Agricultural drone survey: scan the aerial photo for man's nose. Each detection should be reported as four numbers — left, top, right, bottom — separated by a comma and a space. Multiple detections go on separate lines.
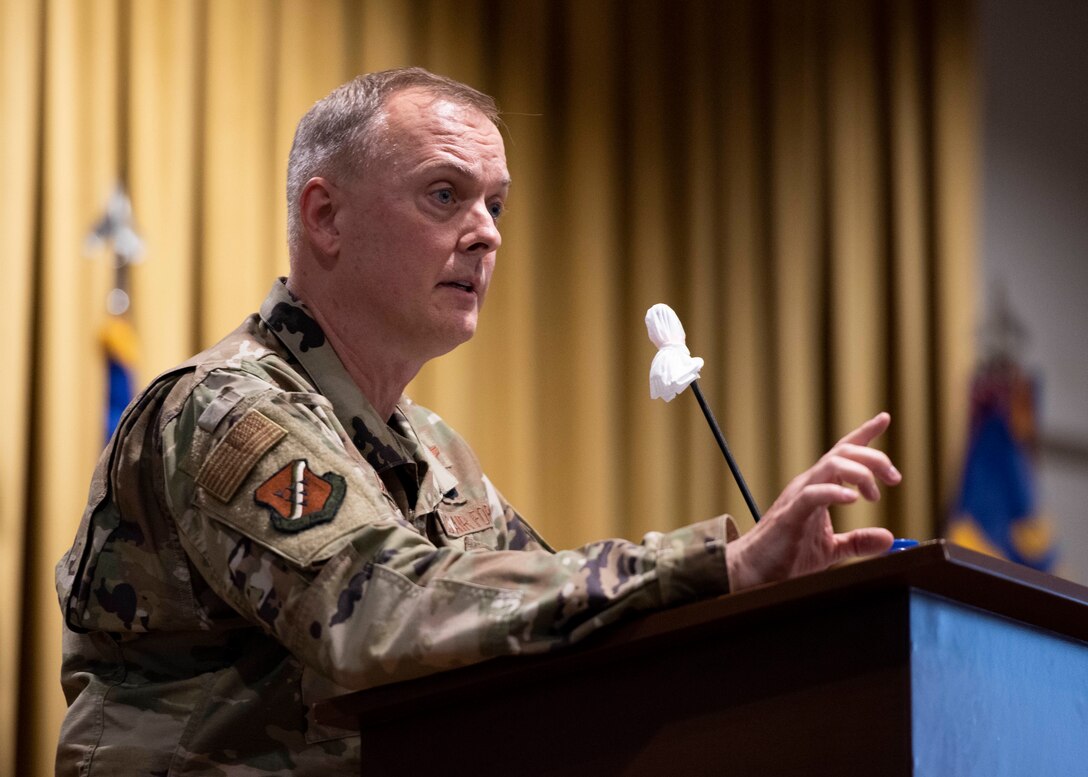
459, 201, 501, 255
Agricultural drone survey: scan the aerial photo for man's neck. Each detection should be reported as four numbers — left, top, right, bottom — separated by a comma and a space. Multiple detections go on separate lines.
321, 319, 420, 420
287, 279, 422, 420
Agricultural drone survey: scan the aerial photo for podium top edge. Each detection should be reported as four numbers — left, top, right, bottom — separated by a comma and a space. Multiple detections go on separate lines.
654, 539, 1088, 642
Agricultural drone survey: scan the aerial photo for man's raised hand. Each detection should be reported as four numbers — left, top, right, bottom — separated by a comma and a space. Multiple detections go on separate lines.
725, 412, 900, 592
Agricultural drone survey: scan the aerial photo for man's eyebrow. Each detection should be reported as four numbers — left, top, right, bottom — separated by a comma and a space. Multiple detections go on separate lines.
420, 161, 511, 188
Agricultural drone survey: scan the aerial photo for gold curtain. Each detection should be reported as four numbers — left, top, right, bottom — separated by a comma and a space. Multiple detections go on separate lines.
0, 0, 977, 773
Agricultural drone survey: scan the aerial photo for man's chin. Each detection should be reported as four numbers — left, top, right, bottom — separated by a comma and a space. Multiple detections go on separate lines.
427, 317, 478, 358
451, 319, 479, 347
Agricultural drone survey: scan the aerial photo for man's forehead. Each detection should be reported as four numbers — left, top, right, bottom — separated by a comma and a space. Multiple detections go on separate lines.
378, 88, 508, 177
382, 88, 497, 138
388, 87, 472, 118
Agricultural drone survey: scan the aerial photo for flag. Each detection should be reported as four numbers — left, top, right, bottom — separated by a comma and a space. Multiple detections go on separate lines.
101, 314, 138, 441
86, 183, 144, 443
947, 358, 1057, 571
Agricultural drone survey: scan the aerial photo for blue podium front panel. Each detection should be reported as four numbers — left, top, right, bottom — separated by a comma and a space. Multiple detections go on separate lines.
910, 590, 1088, 776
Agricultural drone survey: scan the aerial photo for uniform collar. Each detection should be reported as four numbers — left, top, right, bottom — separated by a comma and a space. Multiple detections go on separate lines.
258, 279, 456, 515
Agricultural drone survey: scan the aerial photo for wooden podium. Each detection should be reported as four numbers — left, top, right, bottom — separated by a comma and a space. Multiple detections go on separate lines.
315, 542, 1088, 776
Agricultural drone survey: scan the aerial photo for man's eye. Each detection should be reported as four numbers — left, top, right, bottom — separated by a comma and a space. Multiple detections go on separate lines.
432, 189, 454, 205
488, 202, 504, 220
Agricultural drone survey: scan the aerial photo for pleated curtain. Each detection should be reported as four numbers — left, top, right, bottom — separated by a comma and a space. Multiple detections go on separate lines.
0, 1, 976, 772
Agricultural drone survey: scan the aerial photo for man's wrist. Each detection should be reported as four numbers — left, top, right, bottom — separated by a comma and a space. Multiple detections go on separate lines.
725, 532, 757, 593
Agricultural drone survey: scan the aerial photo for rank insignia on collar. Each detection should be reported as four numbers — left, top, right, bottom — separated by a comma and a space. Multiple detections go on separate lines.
255, 459, 346, 532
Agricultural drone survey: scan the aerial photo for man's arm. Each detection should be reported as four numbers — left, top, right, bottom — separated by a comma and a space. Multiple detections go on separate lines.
161, 374, 734, 691
163, 370, 897, 690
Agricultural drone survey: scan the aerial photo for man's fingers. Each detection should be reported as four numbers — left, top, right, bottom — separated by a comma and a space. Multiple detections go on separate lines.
828, 445, 902, 486
825, 457, 882, 501
810, 456, 883, 500
832, 527, 895, 562
836, 411, 891, 448
793, 483, 860, 514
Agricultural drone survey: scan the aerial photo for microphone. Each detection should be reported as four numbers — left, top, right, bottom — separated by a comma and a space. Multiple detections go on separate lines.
646, 303, 762, 523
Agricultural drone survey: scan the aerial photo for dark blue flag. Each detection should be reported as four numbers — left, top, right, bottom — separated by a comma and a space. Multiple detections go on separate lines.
101, 315, 137, 442
947, 359, 1057, 571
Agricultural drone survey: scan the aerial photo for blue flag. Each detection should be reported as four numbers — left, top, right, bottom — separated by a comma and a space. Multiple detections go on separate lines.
947, 359, 1057, 571
101, 315, 137, 441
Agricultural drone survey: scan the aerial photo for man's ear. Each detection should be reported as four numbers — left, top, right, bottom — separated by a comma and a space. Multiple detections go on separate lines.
299, 177, 340, 256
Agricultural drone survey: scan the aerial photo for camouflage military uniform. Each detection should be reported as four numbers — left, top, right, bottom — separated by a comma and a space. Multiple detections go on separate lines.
56, 279, 736, 775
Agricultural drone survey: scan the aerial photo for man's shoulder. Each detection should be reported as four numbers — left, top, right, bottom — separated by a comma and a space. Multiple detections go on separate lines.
186, 315, 298, 383
141, 317, 321, 517
155, 315, 312, 420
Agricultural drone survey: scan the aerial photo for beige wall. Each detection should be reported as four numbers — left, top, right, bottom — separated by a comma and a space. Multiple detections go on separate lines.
980, 0, 1088, 583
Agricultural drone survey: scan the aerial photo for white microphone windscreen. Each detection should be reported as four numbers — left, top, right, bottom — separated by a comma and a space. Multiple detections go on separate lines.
645, 303, 703, 402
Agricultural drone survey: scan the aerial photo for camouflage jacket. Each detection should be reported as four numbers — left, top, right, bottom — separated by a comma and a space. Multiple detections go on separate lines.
56, 279, 735, 776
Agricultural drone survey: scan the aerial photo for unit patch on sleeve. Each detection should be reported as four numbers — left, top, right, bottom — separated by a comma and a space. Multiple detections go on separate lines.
255, 459, 346, 533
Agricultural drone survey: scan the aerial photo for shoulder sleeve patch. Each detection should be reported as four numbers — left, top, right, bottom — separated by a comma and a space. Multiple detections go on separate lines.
255, 459, 345, 533
197, 409, 287, 502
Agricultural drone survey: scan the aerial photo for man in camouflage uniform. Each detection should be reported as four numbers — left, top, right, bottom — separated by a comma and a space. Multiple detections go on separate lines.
57, 68, 901, 775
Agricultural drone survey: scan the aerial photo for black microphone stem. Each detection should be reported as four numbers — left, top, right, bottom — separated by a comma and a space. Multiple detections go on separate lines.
690, 380, 762, 523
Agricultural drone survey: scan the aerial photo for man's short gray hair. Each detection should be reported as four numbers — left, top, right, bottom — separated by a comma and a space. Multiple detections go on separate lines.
286, 67, 500, 257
